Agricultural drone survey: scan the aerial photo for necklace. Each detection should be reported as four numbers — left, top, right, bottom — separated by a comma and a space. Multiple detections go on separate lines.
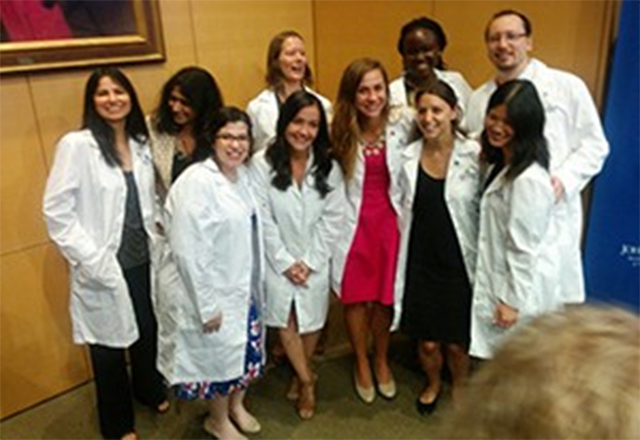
363, 135, 385, 157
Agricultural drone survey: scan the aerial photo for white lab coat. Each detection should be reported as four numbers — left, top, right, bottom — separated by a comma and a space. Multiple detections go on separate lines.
470, 163, 561, 359
465, 59, 609, 303
249, 150, 345, 333
393, 136, 481, 327
246, 87, 333, 152
43, 129, 157, 347
389, 69, 473, 114
331, 109, 413, 329
156, 159, 265, 384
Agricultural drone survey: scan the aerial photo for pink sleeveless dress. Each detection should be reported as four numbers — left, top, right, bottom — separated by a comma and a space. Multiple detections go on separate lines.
341, 139, 400, 306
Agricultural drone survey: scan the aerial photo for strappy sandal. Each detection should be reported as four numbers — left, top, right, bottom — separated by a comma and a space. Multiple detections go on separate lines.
297, 377, 316, 420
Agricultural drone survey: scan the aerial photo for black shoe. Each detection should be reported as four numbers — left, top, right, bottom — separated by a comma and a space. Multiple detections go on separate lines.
416, 392, 440, 415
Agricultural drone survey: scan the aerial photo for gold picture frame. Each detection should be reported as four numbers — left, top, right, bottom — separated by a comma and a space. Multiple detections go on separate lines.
0, 0, 165, 74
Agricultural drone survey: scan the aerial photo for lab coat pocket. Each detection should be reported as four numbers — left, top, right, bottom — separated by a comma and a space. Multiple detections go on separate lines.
77, 249, 121, 291
72, 265, 126, 317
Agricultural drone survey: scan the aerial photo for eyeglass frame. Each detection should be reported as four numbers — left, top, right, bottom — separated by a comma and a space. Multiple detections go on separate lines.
486, 32, 529, 45
215, 133, 251, 144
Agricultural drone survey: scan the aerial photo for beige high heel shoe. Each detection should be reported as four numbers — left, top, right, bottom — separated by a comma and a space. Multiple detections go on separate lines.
353, 370, 375, 404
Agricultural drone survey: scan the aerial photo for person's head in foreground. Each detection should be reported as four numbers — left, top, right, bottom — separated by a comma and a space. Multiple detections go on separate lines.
441, 305, 640, 439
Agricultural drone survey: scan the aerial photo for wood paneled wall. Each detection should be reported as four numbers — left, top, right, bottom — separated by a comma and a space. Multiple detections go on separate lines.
0, 0, 616, 419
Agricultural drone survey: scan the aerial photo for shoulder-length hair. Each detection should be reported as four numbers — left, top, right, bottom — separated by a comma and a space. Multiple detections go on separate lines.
414, 79, 461, 134
331, 58, 390, 181
266, 90, 333, 197
152, 66, 224, 137
265, 30, 313, 88
480, 79, 549, 181
195, 106, 254, 163
82, 66, 148, 167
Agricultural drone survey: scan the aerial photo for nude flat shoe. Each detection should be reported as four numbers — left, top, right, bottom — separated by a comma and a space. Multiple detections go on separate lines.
230, 412, 261, 434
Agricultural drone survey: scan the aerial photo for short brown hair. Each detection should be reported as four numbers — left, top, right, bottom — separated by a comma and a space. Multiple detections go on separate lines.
484, 9, 533, 41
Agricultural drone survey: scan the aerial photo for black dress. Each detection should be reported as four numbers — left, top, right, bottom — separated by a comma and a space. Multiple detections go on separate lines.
400, 166, 471, 345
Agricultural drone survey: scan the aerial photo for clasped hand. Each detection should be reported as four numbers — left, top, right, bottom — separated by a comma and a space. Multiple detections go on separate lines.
284, 261, 310, 287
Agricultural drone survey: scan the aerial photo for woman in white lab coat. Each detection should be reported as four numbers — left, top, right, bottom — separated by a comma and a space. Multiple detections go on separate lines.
331, 58, 412, 404
249, 91, 344, 419
396, 81, 480, 415
389, 17, 472, 114
247, 30, 332, 152
43, 67, 167, 440
471, 79, 561, 360
156, 107, 265, 440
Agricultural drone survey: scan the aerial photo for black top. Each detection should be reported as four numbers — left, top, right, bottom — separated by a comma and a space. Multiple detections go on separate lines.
171, 150, 193, 183
484, 161, 505, 192
117, 171, 149, 269
408, 167, 465, 272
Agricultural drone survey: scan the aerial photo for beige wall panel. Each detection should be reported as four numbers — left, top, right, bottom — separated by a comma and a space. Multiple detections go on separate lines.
434, 0, 612, 96
313, 0, 436, 102
28, 71, 88, 168
0, 244, 90, 419
191, 1, 315, 107
0, 78, 50, 255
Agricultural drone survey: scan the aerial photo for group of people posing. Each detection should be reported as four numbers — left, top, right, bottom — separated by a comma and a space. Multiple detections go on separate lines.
43, 9, 609, 440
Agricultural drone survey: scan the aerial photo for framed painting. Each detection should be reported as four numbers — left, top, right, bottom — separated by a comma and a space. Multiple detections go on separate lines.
0, 0, 165, 74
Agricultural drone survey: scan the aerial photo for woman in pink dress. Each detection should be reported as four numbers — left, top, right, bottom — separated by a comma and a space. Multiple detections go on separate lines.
331, 58, 411, 404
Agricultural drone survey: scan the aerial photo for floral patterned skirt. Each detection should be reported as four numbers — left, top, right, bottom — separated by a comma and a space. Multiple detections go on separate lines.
174, 300, 264, 400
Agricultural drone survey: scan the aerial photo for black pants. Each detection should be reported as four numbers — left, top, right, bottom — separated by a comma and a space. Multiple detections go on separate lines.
89, 263, 166, 439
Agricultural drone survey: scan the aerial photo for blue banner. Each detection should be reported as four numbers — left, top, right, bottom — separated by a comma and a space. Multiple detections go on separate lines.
584, 0, 640, 309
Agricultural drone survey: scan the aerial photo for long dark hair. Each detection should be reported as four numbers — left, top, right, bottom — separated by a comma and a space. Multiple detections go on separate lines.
195, 106, 254, 162
481, 79, 549, 180
82, 67, 148, 167
266, 90, 333, 197
152, 66, 224, 137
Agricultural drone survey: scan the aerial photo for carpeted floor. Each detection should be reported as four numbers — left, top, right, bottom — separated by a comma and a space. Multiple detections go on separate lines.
0, 334, 454, 439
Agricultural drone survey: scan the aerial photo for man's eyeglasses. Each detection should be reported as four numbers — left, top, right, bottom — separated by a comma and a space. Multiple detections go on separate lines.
487, 32, 528, 44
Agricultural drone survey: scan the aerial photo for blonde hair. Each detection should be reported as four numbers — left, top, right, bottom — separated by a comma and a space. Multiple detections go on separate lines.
441, 305, 640, 439
330, 58, 390, 180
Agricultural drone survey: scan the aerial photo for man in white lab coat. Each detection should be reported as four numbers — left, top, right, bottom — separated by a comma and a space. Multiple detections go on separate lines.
466, 10, 609, 305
